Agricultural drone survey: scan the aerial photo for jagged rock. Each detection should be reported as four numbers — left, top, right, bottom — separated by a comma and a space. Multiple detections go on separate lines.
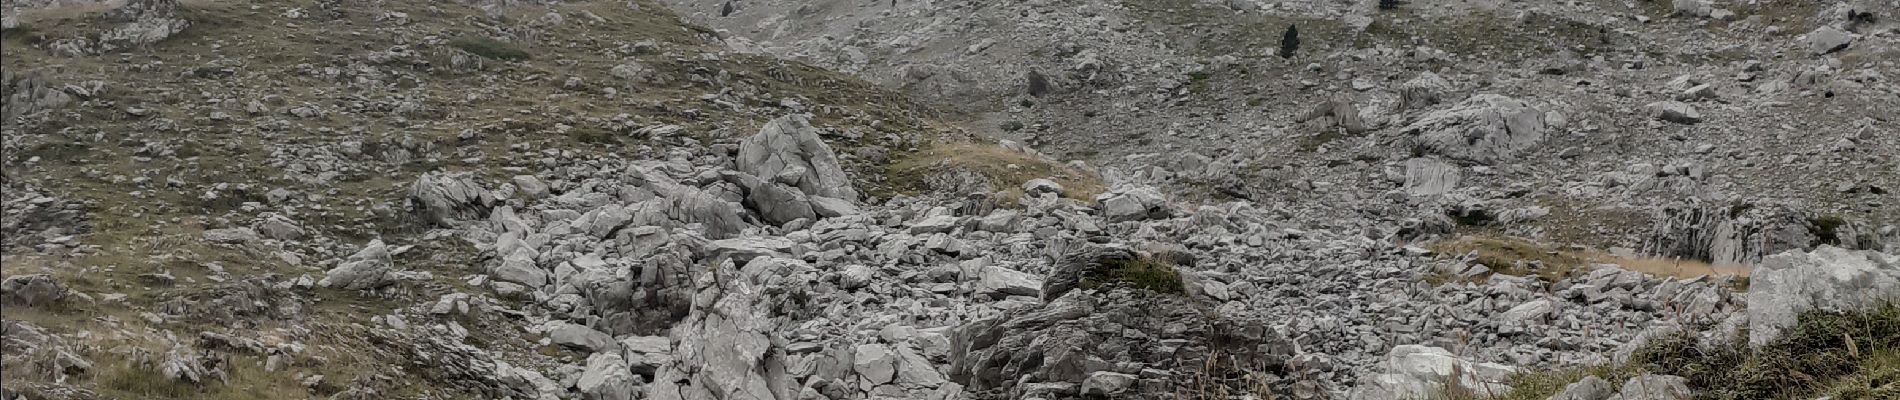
0, 274, 68, 308
1296, 94, 1369, 134
619, 336, 672, 377
550, 322, 618, 354
94, 0, 189, 53
1079, 371, 1137, 396
513, 175, 551, 199
975, 265, 1042, 298
1746, 246, 1899, 347
153, 345, 221, 384
707, 236, 795, 265
1610, 374, 1690, 400
1349, 345, 1516, 400
1398, 72, 1453, 111
494, 251, 550, 288
1500, 299, 1554, 323
1096, 186, 1171, 222
1644, 201, 1813, 266
1646, 101, 1701, 124
647, 257, 816, 400
838, 264, 875, 290
318, 240, 396, 290
736, 114, 859, 202
1022, 179, 1063, 196
1402, 158, 1461, 197
2, 70, 76, 120
1804, 26, 1852, 55
723, 171, 817, 225
412, 173, 496, 227
577, 352, 640, 400
809, 195, 860, 217
1550, 376, 1614, 400
853, 343, 898, 385
1405, 94, 1560, 164
252, 217, 304, 241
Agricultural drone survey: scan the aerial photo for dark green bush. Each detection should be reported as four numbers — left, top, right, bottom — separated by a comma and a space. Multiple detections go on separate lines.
1082, 257, 1184, 295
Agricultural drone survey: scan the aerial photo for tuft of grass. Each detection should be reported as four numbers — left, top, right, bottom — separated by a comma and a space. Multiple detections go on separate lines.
448, 36, 530, 61
1636, 301, 1900, 400
1082, 256, 1184, 294
566, 126, 617, 144
1484, 301, 1900, 400
99, 363, 204, 399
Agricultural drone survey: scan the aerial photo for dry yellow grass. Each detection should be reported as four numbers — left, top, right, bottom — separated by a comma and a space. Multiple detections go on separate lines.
1424, 236, 1748, 286
884, 142, 1105, 202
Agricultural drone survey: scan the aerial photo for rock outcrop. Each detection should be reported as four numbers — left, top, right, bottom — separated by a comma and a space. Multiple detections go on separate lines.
1405, 94, 1562, 165
1746, 246, 1899, 347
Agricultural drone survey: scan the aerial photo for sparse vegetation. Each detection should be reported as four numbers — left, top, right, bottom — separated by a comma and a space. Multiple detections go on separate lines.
448, 36, 531, 61
883, 142, 1105, 202
1809, 215, 1848, 246
1422, 236, 1744, 287
1477, 301, 1900, 400
1082, 256, 1185, 294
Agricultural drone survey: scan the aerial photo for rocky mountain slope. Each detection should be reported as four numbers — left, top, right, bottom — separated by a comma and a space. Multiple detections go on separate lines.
2, 0, 1898, 399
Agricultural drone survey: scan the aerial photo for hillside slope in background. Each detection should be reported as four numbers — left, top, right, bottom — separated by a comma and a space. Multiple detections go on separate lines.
3, 0, 1897, 399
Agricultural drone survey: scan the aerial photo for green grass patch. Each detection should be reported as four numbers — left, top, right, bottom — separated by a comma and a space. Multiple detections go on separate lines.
448, 36, 530, 61
1081, 256, 1184, 295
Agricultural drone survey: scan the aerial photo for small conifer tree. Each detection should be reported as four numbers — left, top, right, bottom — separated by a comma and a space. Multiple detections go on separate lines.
1278, 25, 1300, 58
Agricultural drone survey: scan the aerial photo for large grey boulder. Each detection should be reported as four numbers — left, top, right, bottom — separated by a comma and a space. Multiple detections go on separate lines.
1080, 371, 1137, 396
619, 336, 673, 377
0, 274, 68, 308
721, 172, 817, 225
1746, 246, 1899, 347
1500, 299, 1555, 323
735, 114, 859, 202
318, 240, 396, 290
1295, 94, 1369, 134
647, 257, 817, 400
1549, 376, 1614, 400
493, 249, 550, 288
1805, 26, 1852, 55
1644, 201, 1815, 267
1096, 186, 1171, 222
1646, 101, 1702, 124
550, 322, 618, 354
1348, 345, 1516, 400
975, 265, 1042, 298
1402, 158, 1461, 197
576, 352, 640, 400
411, 173, 497, 227
1609, 374, 1690, 400
1405, 94, 1561, 164
1398, 72, 1453, 111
